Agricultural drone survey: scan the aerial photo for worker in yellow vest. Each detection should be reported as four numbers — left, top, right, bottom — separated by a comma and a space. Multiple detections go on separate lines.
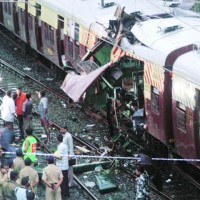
22, 128, 37, 165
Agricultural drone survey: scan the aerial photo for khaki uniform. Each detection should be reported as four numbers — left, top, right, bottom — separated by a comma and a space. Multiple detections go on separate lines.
42, 164, 63, 200
0, 172, 7, 200
2, 180, 19, 200
19, 166, 39, 193
7, 168, 13, 180
13, 157, 25, 172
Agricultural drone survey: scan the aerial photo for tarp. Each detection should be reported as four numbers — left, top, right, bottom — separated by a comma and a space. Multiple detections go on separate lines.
61, 62, 111, 102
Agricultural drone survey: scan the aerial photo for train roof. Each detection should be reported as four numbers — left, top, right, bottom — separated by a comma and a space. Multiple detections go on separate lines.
173, 50, 200, 86
131, 16, 200, 54
37, 0, 174, 28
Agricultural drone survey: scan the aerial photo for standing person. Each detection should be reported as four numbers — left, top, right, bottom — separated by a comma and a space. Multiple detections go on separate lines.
19, 158, 39, 194
42, 156, 63, 200
16, 87, 26, 140
38, 90, 50, 143
0, 166, 9, 200
0, 122, 16, 160
0, 90, 16, 128
2, 170, 19, 200
54, 134, 70, 199
5, 158, 14, 181
15, 176, 32, 200
22, 128, 37, 165
135, 165, 150, 200
13, 148, 25, 173
22, 93, 33, 131
60, 125, 75, 187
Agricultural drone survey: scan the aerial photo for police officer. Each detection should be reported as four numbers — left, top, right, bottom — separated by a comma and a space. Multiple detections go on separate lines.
42, 156, 63, 200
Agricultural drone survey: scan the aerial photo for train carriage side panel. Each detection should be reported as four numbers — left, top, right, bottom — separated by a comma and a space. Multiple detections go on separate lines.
2, 2, 18, 34
18, 2, 29, 44
0, 2, 3, 24
27, 2, 38, 51
172, 75, 197, 159
27, 1, 42, 52
144, 61, 171, 143
63, 17, 97, 68
172, 50, 200, 162
40, 5, 60, 66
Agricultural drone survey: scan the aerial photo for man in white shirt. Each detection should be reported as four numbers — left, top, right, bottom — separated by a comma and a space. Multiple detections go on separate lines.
0, 90, 16, 128
54, 134, 70, 198
60, 125, 74, 187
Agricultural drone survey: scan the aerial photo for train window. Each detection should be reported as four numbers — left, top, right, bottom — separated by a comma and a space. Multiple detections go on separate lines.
44, 23, 48, 40
28, 14, 33, 30
4, 2, 11, 15
75, 43, 79, 59
176, 102, 186, 132
36, 4, 41, 16
75, 23, 79, 43
44, 23, 54, 45
3, 2, 8, 13
4, 3, 8, 13
20, 8, 25, 25
58, 15, 64, 29
68, 37, 73, 58
49, 26, 54, 45
151, 87, 159, 113
8, 2, 11, 15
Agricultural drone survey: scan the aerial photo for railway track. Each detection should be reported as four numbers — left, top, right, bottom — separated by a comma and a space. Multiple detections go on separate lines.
1, 27, 200, 199
0, 59, 159, 200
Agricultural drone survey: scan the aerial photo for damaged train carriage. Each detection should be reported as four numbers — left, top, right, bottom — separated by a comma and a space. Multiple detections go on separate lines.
61, 42, 145, 131
60, 1, 172, 131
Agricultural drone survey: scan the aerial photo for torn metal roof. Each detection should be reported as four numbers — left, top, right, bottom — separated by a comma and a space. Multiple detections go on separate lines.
61, 62, 111, 102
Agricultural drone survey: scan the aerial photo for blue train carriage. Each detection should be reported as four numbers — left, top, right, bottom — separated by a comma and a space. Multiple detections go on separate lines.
172, 47, 200, 165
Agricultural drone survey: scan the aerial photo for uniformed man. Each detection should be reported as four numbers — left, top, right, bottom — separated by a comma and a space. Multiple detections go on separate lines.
0, 167, 8, 200
13, 148, 25, 172
42, 155, 63, 200
18, 158, 39, 194
5, 158, 14, 180
2, 170, 19, 200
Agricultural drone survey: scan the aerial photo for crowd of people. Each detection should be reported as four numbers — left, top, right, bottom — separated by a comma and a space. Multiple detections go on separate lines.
0, 88, 75, 200
0, 87, 152, 200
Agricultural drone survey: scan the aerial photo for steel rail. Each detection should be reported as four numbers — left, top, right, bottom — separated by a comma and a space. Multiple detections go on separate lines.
0, 59, 104, 200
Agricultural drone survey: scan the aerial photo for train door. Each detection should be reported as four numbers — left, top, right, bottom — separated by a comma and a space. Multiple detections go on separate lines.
196, 89, 200, 158
13, 1, 19, 35
74, 22, 81, 66
18, 3, 29, 44
57, 15, 64, 66
35, 4, 43, 52
3, 2, 16, 33
0, 2, 3, 24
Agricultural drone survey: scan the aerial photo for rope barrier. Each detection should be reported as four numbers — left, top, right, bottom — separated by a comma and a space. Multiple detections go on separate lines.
2, 151, 200, 162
